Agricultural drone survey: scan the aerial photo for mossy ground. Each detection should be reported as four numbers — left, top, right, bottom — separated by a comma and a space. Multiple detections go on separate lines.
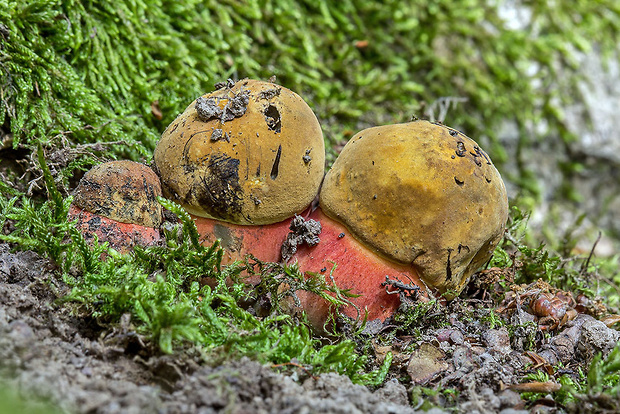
2, 1, 620, 412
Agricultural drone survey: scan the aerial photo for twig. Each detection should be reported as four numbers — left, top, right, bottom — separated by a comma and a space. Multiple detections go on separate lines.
424, 96, 468, 123
580, 231, 601, 276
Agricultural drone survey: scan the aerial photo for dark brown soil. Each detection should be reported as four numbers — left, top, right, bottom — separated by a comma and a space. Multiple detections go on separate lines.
2, 243, 619, 413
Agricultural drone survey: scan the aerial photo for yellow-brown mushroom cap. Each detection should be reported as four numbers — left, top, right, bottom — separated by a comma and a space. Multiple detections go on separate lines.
319, 120, 509, 298
153, 79, 325, 225
72, 160, 163, 228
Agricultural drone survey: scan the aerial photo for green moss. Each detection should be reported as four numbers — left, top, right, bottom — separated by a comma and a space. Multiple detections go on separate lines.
0, 386, 63, 414
2, 0, 619, 194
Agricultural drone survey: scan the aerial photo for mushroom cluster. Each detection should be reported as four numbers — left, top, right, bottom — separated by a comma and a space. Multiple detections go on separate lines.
70, 79, 509, 330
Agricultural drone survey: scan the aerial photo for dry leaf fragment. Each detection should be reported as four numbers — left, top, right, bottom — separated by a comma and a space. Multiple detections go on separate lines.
509, 381, 561, 393
601, 314, 620, 328
407, 343, 450, 385
151, 100, 163, 120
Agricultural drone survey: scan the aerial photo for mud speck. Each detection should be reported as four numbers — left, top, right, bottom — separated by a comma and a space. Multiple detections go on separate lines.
280, 215, 322, 262
259, 87, 281, 100
210, 128, 230, 142
191, 154, 243, 221
303, 149, 312, 164
221, 90, 250, 123
195, 97, 222, 122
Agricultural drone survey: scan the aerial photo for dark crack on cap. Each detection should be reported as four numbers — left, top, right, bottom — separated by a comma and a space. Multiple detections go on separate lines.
270, 145, 282, 180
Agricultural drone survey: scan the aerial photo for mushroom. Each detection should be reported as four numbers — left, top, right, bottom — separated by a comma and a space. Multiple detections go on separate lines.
68, 160, 163, 253
290, 120, 509, 328
153, 78, 325, 275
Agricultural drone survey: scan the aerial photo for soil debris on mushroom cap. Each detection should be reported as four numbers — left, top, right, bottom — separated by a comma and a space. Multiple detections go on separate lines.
220, 89, 250, 122
195, 97, 222, 122
210, 129, 230, 142
195, 88, 250, 124
258, 87, 281, 100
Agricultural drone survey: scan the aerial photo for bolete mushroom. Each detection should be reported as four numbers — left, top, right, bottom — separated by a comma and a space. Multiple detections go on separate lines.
68, 160, 163, 253
291, 120, 509, 328
153, 78, 325, 273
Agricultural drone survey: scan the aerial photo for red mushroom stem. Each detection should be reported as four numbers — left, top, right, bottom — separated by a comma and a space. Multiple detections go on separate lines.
193, 208, 313, 284
68, 205, 162, 253
290, 208, 427, 329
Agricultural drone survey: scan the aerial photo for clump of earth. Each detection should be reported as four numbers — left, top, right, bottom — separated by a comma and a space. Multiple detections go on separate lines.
1, 242, 619, 414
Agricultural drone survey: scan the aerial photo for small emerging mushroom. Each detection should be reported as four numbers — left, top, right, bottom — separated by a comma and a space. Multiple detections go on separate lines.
68, 160, 163, 253
153, 78, 325, 276
290, 120, 509, 329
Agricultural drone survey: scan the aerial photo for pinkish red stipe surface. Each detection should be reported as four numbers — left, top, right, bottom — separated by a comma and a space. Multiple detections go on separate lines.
192, 213, 298, 285
68, 205, 161, 254
291, 209, 426, 330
